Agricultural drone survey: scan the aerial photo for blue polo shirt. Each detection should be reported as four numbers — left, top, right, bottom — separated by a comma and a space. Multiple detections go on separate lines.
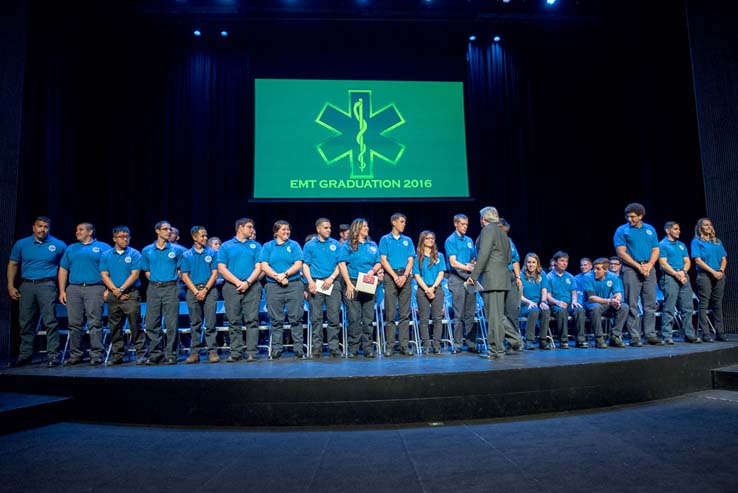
303, 236, 341, 279
218, 237, 262, 280
141, 241, 186, 282
339, 241, 380, 278
659, 238, 689, 271
60, 240, 111, 285
412, 253, 446, 286
507, 238, 520, 271
521, 272, 550, 304
100, 247, 142, 289
584, 271, 624, 301
691, 238, 728, 271
546, 270, 577, 304
444, 232, 476, 269
259, 239, 303, 282
379, 233, 415, 270
180, 246, 218, 285
10, 235, 67, 281
613, 222, 659, 262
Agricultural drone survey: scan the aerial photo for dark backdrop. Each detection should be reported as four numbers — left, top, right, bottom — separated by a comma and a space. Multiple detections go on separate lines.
6, 2, 712, 354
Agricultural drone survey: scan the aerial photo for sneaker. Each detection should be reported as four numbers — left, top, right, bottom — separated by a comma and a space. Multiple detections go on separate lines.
716, 334, 729, 342
595, 338, 608, 349
685, 336, 702, 344
630, 339, 643, 347
647, 337, 660, 345
609, 336, 626, 348
665, 338, 675, 345
164, 357, 177, 365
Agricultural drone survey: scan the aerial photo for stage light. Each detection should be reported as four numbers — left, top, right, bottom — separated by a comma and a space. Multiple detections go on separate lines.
468, 35, 477, 41
546, 0, 557, 5
193, 30, 201, 37
220, 30, 229, 37
493, 35, 501, 42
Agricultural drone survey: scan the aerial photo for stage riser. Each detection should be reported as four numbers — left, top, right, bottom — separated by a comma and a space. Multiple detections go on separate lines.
2, 347, 737, 426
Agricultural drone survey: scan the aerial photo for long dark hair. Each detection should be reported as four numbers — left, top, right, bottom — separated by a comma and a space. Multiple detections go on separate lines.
416, 230, 438, 269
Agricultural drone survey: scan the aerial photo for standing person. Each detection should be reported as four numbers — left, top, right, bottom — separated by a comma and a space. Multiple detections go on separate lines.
467, 206, 522, 359
379, 213, 415, 356
658, 222, 698, 344
6, 216, 66, 368
614, 203, 660, 346
100, 226, 145, 365
499, 219, 524, 349
180, 226, 219, 364
259, 220, 305, 359
207, 236, 225, 299
217, 218, 262, 362
546, 251, 587, 348
412, 231, 446, 354
519, 253, 552, 350
584, 258, 628, 348
141, 221, 186, 365
58, 223, 111, 365
338, 218, 382, 358
303, 218, 343, 358
691, 218, 729, 342
445, 214, 478, 353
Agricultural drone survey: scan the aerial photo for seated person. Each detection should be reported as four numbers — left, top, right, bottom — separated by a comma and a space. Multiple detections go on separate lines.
519, 253, 552, 350
546, 251, 587, 348
584, 258, 629, 348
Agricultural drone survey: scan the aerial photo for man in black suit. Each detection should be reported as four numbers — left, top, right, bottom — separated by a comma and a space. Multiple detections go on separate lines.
468, 206, 523, 358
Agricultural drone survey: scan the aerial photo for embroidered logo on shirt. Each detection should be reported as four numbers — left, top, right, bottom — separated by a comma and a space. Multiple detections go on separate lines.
250, 244, 256, 249
369, 246, 377, 253
125, 256, 132, 263
606, 280, 613, 287
565, 278, 571, 284
92, 247, 101, 253
403, 240, 409, 247
679, 245, 685, 250
330, 244, 337, 251
168, 252, 176, 259
205, 255, 213, 263
287, 246, 292, 253
49, 245, 57, 252
467, 241, 472, 249
646, 230, 653, 235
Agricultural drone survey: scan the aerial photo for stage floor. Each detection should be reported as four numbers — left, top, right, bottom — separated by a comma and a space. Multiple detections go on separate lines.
2, 342, 738, 427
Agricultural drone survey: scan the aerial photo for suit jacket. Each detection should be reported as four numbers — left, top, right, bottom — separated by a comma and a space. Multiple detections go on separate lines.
470, 223, 512, 291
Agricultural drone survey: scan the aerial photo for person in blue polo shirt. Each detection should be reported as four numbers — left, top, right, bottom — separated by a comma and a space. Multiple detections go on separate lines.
445, 214, 478, 353
379, 213, 416, 356
260, 220, 305, 359
217, 218, 262, 363
519, 253, 552, 350
584, 258, 629, 348
339, 218, 382, 358
546, 251, 587, 348
691, 218, 729, 342
413, 231, 447, 354
100, 225, 144, 365
6, 216, 66, 368
614, 202, 660, 346
141, 220, 186, 365
658, 221, 698, 344
181, 226, 219, 364
303, 218, 343, 358
58, 223, 111, 365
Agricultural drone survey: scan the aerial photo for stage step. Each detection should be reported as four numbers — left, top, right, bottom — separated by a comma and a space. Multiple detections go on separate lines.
712, 365, 738, 391
0, 392, 73, 434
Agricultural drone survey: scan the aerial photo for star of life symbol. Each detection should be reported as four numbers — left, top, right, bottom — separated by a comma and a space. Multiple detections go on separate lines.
315, 90, 406, 179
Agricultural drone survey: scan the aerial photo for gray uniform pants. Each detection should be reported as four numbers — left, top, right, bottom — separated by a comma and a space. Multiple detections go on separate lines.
66, 284, 106, 360
308, 279, 342, 353
695, 271, 725, 338
345, 283, 376, 354
621, 264, 658, 341
586, 302, 628, 338
660, 275, 696, 339
416, 288, 444, 350
448, 275, 477, 349
222, 282, 260, 358
384, 274, 412, 351
266, 280, 305, 354
106, 290, 144, 358
17, 279, 60, 361
185, 288, 218, 353
145, 283, 180, 361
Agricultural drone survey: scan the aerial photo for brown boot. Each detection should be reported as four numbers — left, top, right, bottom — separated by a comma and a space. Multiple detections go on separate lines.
185, 353, 200, 364
207, 352, 220, 363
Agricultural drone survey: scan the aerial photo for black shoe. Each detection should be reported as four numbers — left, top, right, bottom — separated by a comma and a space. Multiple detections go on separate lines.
47, 358, 61, 368
270, 351, 282, 359
347, 352, 357, 359
164, 357, 177, 365
294, 352, 305, 359
90, 359, 104, 366
400, 348, 414, 357
465, 345, 478, 353
246, 355, 257, 363
647, 337, 660, 345
383, 350, 393, 357
576, 341, 589, 349
145, 357, 163, 366
225, 355, 241, 363
525, 340, 537, 350
7, 357, 32, 368
106, 357, 124, 366
432, 347, 442, 355
330, 350, 342, 358
560, 342, 570, 349
365, 351, 376, 358
716, 334, 729, 342
665, 338, 675, 345
311, 351, 322, 359
609, 336, 626, 348
451, 346, 462, 354
64, 357, 83, 366
540, 341, 551, 350
136, 356, 148, 365
684, 336, 701, 344
630, 340, 643, 347
703, 338, 715, 343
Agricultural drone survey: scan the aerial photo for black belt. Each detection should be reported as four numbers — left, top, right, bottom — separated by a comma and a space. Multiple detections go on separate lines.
70, 282, 102, 287
150, 281, 177, 287
195, 284, 208, 290
23, 277, 55, 284
394, 268, 406, 275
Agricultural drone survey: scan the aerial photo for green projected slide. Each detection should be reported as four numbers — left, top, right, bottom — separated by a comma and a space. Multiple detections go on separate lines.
253, 79, 470, 199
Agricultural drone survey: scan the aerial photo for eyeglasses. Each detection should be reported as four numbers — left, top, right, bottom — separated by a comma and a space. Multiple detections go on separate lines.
114, 235, 130, 239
